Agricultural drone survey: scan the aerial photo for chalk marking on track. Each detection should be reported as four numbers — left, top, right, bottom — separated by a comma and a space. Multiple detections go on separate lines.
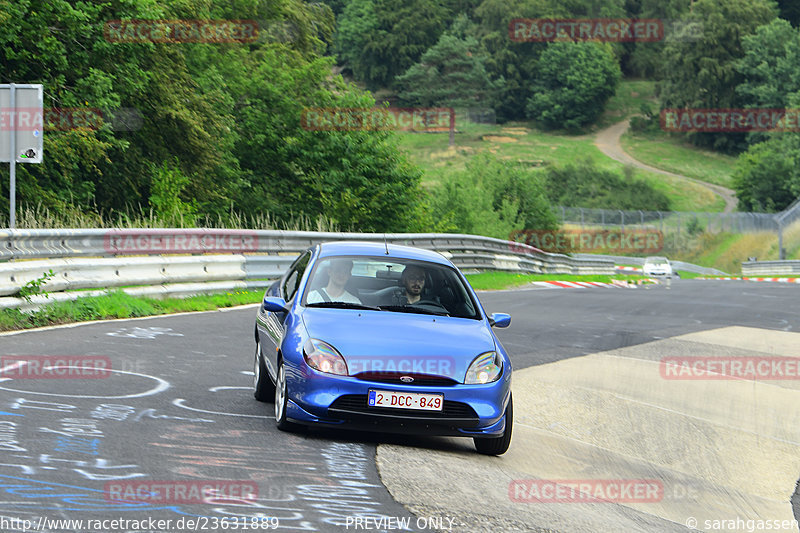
0, 368, 170, 399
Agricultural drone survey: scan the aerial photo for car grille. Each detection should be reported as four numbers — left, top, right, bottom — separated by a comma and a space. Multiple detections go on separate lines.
329, 394, 477, 419
352, 372, 459, 387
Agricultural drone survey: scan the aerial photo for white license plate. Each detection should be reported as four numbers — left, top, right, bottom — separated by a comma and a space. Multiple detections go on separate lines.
368, 390, 443, 411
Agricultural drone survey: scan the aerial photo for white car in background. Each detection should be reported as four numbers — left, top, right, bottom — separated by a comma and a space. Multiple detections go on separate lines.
643, 256, 673, 277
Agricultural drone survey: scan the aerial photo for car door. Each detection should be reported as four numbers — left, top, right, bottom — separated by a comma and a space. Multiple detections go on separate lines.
258, 249, 312, 378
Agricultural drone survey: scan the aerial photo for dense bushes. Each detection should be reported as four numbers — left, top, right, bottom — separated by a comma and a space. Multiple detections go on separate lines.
429, 154, 559, 239
543, 159, 671, 211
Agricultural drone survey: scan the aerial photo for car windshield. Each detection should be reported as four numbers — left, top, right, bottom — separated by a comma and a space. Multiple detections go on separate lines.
645, 257, 669, 265
301, 255, 481, 320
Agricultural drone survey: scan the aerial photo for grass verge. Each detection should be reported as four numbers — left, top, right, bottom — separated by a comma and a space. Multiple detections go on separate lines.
396, 118, 724, 212
596, 79, 658, 128
0, 289, 264, 332
675, 271, 711, 279
1, 275, 644, 331
466, 271, 646, 290
620, 131, 737, 189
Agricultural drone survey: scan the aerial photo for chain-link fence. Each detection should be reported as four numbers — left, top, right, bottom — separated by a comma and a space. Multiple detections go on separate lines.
775, 197, 800, 259
557, 206, 780, 234
558, 200, 800, 259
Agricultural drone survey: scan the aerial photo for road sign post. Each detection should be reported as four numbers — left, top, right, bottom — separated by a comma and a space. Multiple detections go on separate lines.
1, 84, 44, 228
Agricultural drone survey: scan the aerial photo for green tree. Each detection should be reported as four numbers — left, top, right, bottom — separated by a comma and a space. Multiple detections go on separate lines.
736, 18, 800, 108
777, 0, 800, 26
732, 138, 799, 212
319, 0, 348, 16
627, 0, 694, 77
337, 0, 452, 88
735, 18, 800, 146
730, 21, 800, 212
658, 0, 778, 152
0, 0, 161, 216
334, 0, 380, 81
473, 0, 627, 122
526, 41, 621, 131
230, 46, 424, 232
395, 16, 504, 109
473, 0, 552, 121
0, 0, 428, 232
148, 160, 197, 227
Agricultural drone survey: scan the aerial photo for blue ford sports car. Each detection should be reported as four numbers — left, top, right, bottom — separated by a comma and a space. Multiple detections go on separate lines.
253, 241, 513, 455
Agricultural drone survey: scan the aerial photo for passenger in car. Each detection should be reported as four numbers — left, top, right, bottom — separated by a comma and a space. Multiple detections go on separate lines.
307, 259, 361, 303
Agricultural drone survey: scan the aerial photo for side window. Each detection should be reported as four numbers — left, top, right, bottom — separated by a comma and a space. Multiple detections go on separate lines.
282, 251, 311, 301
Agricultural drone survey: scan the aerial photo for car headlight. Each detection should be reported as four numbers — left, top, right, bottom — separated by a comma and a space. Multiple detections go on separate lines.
303, 339, 348, 375
464, 351, 502, 384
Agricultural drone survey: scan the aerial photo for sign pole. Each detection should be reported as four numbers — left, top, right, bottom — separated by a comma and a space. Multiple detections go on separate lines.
1, 83, 42, 229
9, 83, 15, 229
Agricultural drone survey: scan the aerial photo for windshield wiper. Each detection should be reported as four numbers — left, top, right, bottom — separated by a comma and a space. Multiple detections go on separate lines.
306, 302, 382, 311
378, 305, 448, 317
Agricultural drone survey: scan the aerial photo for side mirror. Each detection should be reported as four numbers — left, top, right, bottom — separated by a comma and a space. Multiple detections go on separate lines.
263, 296, 289, 313
488, 313, 511, 328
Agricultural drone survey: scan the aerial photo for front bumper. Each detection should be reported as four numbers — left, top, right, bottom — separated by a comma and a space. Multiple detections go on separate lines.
284, 368, 511, 437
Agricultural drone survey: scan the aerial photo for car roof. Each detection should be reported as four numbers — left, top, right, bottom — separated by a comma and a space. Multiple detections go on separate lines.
316, 241, 451, 266
645, 256, 668, 261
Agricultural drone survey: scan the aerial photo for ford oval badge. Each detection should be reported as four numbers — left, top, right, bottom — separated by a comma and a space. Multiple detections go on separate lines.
400, 375, 414, 383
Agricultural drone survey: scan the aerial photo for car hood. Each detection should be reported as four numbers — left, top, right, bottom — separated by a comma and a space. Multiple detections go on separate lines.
301, 308, 496, 380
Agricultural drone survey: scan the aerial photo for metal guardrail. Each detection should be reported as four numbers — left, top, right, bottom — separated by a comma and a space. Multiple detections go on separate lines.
741, 260, 800, 276
0, 229, 615, 309
0, 228, 639, 269
0, 255, 301, 296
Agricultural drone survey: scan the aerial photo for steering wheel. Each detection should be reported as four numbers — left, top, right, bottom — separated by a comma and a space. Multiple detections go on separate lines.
412, 299, 449, 312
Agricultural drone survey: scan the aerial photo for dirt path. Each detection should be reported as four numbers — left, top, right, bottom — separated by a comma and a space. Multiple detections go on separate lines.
594, 119, 738, 213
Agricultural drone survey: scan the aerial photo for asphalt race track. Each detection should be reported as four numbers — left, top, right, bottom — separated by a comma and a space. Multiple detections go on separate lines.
0, 279, 799, 533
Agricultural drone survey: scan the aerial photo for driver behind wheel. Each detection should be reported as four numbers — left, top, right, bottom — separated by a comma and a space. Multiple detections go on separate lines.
394, 264, 435, 305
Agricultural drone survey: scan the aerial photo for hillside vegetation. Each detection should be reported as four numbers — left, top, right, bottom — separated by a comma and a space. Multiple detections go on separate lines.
1, 0, 799, 276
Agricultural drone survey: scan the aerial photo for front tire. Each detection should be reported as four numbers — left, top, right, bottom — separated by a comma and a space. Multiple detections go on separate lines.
253, 339, 275, 402
274, 360, 300, 431
474, 395, 513, 455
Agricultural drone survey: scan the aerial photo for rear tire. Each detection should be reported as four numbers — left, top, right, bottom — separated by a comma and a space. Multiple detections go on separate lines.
275, 360, 300, 431
253, 339, 275, 402
474, 395, 513, 455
